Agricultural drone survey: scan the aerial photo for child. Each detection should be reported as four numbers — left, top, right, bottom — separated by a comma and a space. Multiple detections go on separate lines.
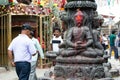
50, 27, 63, 52
49, 27, 63, 66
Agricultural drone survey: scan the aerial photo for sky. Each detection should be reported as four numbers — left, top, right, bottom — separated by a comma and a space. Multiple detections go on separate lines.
96, 0, 120, 16
95, 0, 120, 23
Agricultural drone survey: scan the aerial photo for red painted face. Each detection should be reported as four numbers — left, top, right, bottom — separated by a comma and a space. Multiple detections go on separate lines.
75, 15, 83, 23
74, 11, 83, 27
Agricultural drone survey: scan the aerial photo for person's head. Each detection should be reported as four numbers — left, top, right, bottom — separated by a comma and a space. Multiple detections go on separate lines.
74, 10, 84, 27
53, 27, 61, 37
21, 23, 32, 36
111, 30, 116, 34
103, 34, 106, 36
29, 31, 34, 39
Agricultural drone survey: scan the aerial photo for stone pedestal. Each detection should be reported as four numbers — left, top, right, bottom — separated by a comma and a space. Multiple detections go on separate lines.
54, 56, 111, 80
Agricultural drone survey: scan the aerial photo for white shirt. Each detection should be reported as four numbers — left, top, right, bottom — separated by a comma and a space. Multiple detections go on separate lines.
8, 34, 36, 62
50, 36, 63, 52
102, 36, 108, 45
31, 37, 44, 61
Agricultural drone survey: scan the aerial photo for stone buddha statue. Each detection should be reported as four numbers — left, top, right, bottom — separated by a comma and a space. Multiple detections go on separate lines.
54, 10, 110, 80
59, 10, 103, 58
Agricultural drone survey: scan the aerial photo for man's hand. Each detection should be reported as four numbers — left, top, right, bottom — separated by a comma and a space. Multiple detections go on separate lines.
32, 51, 37, 56
11, 61, 15, 67
32, 53, 37, 56
8, 50, 15, 67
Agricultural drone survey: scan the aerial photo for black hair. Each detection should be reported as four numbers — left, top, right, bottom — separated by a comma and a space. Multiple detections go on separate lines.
103, 34, 106, 36
53, 27, 61, 33
30, 31, 34, 37
21, 23, 32, 31
111, 30, 116, 34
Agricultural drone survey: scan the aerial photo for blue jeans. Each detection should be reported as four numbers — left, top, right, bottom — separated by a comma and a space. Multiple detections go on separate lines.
109, 46, 118, 59
15, 61, 31, 80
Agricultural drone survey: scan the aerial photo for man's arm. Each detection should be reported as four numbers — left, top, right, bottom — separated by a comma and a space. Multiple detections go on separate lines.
36, 39, 44, 59
8, 50, 15, 67
28, 40, 37, 56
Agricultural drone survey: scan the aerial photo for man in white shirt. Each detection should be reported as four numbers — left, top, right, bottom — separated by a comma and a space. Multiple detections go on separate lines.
102, 34, 108, 50
8, 24, 36, 80
28, 31, 44, 80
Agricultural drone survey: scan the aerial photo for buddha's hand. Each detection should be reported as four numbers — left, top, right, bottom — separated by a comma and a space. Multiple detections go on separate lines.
75, 41, 83, 48
80, 43, 86, 48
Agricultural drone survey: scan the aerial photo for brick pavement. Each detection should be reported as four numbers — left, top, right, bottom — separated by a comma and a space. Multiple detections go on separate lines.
0, 57, 120, 80
0, 67, 51, 80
